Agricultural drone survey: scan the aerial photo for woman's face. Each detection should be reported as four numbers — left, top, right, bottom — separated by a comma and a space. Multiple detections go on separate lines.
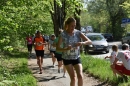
51, 36, 55, 40
67, 21, 76, 33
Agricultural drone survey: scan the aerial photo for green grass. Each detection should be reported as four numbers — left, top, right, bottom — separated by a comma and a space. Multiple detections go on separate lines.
0, 51, 37, 86
81, 53, 130, 86
2, 49, 130, 86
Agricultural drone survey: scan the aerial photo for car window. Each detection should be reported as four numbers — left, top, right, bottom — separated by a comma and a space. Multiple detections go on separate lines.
126, 33, 130, 36
102, 33, 112, 36
87, 35, 105, 41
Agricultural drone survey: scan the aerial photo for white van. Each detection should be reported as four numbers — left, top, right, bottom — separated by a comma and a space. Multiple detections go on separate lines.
86, 26, 93, 32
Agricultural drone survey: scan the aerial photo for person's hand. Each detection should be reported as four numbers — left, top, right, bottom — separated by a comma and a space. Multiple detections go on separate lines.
66, 45, 72, 50
104, 56, 108, 59
34, 42, 36, 45
39, 42, 43, 44
75, 42, 82, 47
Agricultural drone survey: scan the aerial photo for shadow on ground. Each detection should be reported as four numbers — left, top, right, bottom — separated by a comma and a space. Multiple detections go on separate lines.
36, 76, 63, 82
30, 53, 51, 59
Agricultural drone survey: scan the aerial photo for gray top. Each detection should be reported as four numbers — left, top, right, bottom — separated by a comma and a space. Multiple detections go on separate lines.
61, 29, 81, 60
49, 40, 56, 51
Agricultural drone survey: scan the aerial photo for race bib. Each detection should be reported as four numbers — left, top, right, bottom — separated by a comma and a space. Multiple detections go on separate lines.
50, 46, 56, 50
28, 42, 32, 44
67, 48, 78, 56
37, 43, 42, 46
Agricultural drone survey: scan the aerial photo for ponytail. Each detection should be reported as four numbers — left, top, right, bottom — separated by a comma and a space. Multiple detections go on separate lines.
63, 17, 76, 30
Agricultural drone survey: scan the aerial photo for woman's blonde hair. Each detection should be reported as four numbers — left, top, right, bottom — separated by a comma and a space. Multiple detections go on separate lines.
63, 17, 76, 30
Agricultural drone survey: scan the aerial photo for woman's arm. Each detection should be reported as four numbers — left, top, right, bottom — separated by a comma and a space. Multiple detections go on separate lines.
75, 32, 92, 47
105, 56, 112, 59
111, 58, 118, 68
56, 36, 71, 52
47, 42, 50, 50
80, 32, 92, 45
53, 41, 56, 47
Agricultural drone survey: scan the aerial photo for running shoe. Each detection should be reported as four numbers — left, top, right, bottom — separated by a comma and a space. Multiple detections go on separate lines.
63, 74, 67, 78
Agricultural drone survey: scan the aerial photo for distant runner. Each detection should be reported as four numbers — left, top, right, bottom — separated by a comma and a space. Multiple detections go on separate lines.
53, 30, 67, 77
44, 35, 49, 43
48, 34, 56, 67
33, 31, 46, 74
25, 34, 33, 58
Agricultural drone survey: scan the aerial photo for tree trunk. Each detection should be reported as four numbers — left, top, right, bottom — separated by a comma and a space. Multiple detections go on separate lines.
74, 7, 82, 52
74, 7, 81, 30
50, 0, 66, 37
106, 0, 127, 40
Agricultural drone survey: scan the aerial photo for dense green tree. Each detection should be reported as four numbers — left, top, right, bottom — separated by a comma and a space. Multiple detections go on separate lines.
106, 0, 127, 39
0, 0, 53, 52
49, 0, 84, 36
86, 0, 109, 32
121, 1, 130, 15
0, 0, 85, 52
83, 0, 128, 40
49, 0, 66, 37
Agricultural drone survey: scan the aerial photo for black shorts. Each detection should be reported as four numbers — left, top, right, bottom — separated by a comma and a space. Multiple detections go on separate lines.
55, 53, 63, 61
63, 57, 81, 66
35, 50, 44, 57
46, 39, 49, 42
50, 50, 55, 54
27, 44, 32, 51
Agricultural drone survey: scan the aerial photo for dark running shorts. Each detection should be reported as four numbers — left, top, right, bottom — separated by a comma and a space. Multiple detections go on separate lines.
55, 53, 63, 61
63, 57, 81, 66
50, 50, 55, 54
27, 44, 32, 51
35, 50, 44, 57
46, 39, 49, 42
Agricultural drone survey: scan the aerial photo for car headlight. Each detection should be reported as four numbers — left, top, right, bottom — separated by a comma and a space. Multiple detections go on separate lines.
88, 45, 93, 47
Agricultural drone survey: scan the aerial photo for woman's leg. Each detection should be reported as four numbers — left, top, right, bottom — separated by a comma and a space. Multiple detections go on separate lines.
74, 64, 83, 86
63, 65, 67, 77
36, 56, 40, 67
58, 60, 62, 73
65, 64, 76, 86
39, 57, 42, 69
110, 65, 117, 77
36, 56, 42, 73
111, 64, 124, 77
58, 61, 62, 68
51, 52, 56, 66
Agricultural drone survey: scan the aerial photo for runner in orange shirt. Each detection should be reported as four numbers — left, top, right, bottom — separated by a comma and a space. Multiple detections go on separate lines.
33, 31, 46, 74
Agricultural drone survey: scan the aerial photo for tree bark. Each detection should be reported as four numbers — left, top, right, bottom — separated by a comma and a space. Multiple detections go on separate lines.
50, 0, 66, 37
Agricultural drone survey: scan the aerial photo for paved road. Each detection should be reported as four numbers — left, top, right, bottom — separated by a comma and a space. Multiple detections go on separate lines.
90, 41, 122, 59
28, 47, 110, 86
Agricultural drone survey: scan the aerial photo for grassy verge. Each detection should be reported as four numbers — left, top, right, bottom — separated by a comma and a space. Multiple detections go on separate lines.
81, 53, 130, 86
0, 51, 37, 86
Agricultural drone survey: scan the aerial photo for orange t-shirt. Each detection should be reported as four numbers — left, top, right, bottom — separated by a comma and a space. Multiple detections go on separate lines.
34, 36, 45, 50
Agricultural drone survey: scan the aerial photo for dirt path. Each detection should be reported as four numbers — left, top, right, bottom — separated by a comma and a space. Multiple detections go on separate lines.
28, 47, 111, 86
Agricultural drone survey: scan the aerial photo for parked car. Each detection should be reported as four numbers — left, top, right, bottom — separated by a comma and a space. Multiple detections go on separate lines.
85, 26, 93, 32
101, 33, 113, 42
84, 33, 109, 54
81, 27, 86, 33
121, 32, 130, 44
